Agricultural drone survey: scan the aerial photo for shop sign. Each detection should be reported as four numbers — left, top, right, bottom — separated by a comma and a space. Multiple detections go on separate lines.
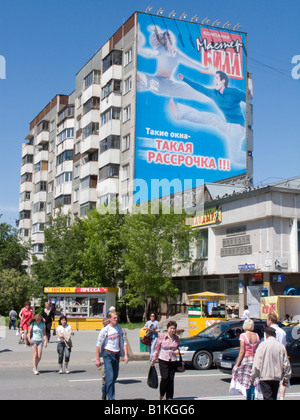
44, 287, 76, 293
76, 287, 108, 293
223, 235, 250, 247
238, 263, 256, 271
221, 245, 252, 257
186, 206, 222, 227
272, 275, 285, 283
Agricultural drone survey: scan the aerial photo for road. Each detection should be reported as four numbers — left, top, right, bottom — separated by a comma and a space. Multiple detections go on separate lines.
1, 361, 300, 400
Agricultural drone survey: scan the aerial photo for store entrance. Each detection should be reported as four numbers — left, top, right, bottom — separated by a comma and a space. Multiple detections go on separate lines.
90, 298, 104, 317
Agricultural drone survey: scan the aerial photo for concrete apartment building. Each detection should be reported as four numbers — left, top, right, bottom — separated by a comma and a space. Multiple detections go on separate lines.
18, 11, 300, 312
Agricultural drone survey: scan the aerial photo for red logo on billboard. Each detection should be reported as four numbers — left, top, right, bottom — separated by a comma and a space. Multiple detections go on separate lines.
197, 29, 244, 80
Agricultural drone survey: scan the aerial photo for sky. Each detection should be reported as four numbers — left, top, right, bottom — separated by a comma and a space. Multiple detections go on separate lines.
0, 0, 299, 226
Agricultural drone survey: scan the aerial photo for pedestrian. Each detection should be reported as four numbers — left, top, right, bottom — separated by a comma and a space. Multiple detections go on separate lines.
98, 317, 110, 400
250, 326, 292, 400
95, 311, 129, 400
19, 301, 34, 347
241, 305, 250, 320
229, 319, 260, 399
143, 312, 160, 361
41, 302, 55, 343
28, 314, 47, 375
106, 306, 115, 318
56, 315, 72, 374
151, 320, 180, 400
266, 313, 288, 400
8, 308, 18, 330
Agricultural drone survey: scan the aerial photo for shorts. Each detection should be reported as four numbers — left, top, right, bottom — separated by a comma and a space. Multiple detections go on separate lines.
30, 340, 43, 347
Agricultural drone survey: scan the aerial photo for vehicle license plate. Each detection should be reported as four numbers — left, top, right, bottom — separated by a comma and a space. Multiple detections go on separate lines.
220, 362, 232, 368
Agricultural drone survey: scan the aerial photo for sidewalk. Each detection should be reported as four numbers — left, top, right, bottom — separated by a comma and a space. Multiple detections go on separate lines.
0, 327, 149, 367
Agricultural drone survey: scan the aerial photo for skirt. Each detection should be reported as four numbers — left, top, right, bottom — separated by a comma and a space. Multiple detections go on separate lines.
229, 356, 261, 400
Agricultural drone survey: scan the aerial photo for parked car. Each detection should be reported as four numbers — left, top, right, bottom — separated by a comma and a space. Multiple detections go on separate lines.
179, 318, 269, 370
216, 325, 300, 377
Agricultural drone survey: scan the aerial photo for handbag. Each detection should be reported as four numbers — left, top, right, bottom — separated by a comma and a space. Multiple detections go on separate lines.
141, 331, 152, 346
176, 350, 185, 373
147, 365, 158, 389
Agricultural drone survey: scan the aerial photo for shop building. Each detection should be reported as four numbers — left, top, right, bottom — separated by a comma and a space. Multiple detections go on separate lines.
173, 177, 300, 318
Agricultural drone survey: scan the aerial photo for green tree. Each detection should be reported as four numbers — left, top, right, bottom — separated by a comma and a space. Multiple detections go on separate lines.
80, 203, 126, 287
0, 215, 29, 272
32, 209, 86, 289
0, 269, 34, 315
121, 203, 195, 321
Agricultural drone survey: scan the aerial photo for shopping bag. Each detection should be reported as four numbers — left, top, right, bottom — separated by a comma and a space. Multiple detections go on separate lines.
147, 365, 158, 389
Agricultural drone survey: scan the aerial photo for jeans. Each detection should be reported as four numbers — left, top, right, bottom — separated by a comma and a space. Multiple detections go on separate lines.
57, 342, 71, 365
9, 320, 16, 330
103, 351, 120, 400
147, 337, 157, 362
158, 359, 177, 399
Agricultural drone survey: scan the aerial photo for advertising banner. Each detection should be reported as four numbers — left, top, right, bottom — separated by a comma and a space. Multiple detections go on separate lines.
135, 13, 247, 203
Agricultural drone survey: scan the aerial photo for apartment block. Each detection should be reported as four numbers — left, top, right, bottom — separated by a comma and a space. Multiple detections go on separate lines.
18, 12, 254, 272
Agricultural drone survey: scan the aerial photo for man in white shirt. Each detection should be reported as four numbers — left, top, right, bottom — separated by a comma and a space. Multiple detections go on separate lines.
96, 311, 128, 400
266, 314, 286, 345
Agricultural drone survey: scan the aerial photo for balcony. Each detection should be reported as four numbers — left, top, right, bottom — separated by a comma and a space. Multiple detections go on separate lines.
80, 161, 99, 179
36, 130, 49, 146
82, 83, 101, 105
81, 134, 99, 154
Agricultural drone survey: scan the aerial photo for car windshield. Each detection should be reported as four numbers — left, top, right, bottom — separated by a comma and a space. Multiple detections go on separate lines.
196, 322, 229, 339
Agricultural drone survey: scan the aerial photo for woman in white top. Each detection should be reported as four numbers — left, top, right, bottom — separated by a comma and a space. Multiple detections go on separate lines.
56, 315, 72, 374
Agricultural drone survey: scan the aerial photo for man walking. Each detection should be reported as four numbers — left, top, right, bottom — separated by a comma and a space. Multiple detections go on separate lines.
250, 327, 291, 400
95, 311, 128, 400
9, 308, 18, 330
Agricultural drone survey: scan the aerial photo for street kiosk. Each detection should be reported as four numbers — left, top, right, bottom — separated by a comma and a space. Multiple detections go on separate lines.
261, 295, 300, 325
44, 287, 118, 330
188, 292, 227, 336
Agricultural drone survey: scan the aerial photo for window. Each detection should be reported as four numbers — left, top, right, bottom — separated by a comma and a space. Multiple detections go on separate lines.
55, 195, 71, 208
122, 163, 130, 180
56, 172, 72, 186
84, 70, 101, 89
35, 161, 48, 172
57, 106, 74, 125
102, 79, 121, 100
33, 244, 44, 254
56, 150, 73, 166
20, 191, 31, 202
75, 142, 80, 155
99, 164, 119, 181
124, 48, 132, 67
102, 50, 122, 73
46, 202, 52, 214
33, 202, 46, 213
124, 76, 132, 94
122, 193, 129, 210
123, 105, 131, 122
83, 97, 100, 114
80, 175, 97, 190
74, 165, 80, 179
37, 120, 49, 135
19, 228, 29, 237
34, 181, 47, 193
101, 107, 121, 126
122, 134, 130, 152
100, 135, 120, 154
74, 188, 79, 202
21, 154, 33, 166
19, 210, 31, 219
21, 173, 32, 183
196, 229, 208, 259
48, 181, 54, 193
32, 223, 45, 233
82, 122, 99, 139
57, 128, 74, 145
80, 202, 96, 217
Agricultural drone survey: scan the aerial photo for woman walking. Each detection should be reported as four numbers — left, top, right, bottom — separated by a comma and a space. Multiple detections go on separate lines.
28, 314, 47, 375
229, 318, 261, 399
41, 302, 55, 343
151, 320, 180, 400
56, 315, 72, 374
143, 312, 160, 361
19, 301, 33, 348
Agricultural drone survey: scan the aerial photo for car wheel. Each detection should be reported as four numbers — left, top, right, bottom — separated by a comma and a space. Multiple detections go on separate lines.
192, 350, 213, 370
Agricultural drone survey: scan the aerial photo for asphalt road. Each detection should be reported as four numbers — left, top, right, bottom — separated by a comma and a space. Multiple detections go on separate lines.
1, 361, 300, 401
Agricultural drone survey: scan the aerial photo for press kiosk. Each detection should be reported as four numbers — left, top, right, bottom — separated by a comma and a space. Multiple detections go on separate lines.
44, 287, 118, 330
188, 292, 227, 336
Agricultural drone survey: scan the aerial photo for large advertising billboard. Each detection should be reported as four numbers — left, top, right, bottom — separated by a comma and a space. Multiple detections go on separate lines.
134, 13, 247, 204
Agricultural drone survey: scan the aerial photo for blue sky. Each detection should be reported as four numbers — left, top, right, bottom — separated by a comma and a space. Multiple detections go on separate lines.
0, 0, 299, 226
